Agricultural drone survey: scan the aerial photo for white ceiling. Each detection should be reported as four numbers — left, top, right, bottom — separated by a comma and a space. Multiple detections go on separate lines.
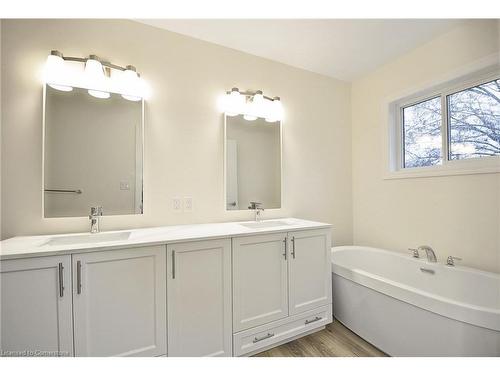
137, 19, 463, 81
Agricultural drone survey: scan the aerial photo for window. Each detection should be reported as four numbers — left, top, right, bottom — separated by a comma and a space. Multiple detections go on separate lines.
397, 72, 500, 172
447, 79, 500, 160
402, 97, 442, 168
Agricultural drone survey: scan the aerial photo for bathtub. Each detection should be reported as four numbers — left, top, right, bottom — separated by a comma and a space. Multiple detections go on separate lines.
331, 246, 500, 356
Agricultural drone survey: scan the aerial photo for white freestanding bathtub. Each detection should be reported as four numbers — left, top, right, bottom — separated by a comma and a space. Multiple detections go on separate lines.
331, 246, 500, 356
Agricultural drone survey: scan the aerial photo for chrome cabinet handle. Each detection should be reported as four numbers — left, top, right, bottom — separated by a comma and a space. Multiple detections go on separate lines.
291, 237, 296, 259
282, 238, 287, 260
77, 260, 82, 294
253, 332, 274, 343
58, 262, 64, 297
172, 251, 176, 279
305, 316, 322, 325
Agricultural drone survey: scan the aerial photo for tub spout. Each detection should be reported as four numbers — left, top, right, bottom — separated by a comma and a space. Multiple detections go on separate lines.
418, 245, 437, 262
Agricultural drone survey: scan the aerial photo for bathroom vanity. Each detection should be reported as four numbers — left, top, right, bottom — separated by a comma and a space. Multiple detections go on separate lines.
0, 218, 332, 357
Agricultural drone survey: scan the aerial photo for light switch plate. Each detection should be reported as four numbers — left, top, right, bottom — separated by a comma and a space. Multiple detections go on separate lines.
172, 197, 182, 212
184, 197, 193, 212
120, 181, 130, 190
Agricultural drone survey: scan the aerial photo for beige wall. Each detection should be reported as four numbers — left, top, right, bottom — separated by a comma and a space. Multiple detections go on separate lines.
0, 19, 353, 244
351, 20, 500, 273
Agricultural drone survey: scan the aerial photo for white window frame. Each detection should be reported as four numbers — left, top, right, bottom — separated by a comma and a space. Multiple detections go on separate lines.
387, 64, 500, 179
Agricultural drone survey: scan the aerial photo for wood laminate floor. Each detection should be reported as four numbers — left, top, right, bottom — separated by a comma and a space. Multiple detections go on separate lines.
254, 320, 387, 357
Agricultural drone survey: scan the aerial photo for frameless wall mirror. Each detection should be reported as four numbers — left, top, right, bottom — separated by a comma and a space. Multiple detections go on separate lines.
43, 85, 144, 218
225, 115, 282, 211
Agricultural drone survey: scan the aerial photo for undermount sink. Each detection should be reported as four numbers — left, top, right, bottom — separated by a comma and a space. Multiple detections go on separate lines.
45, 231, 131, 246
239, 220, 290, 229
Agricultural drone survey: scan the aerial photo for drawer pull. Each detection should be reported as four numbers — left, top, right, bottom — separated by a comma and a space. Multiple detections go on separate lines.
305, 316, 322, 325
253, 332, 274, 343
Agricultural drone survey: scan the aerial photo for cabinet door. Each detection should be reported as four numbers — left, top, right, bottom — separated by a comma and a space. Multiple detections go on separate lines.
232, 233, 288, 332
72, 246, 166, 357
0, 256, 73, 356
288, 229, 332, 315
167, 239, 232, 357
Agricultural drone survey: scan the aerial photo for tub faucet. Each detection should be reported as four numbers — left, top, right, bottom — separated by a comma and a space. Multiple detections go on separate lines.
89, 206, 103, 233
418, 245, 437, 262
446, 256, 462, 266
408, 248, 420, 258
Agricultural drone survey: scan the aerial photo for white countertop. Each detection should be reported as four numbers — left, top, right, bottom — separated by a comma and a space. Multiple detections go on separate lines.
0, 218, 331, 260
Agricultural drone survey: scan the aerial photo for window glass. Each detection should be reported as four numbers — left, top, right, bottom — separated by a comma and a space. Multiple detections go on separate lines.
447, 79, 500, 160
403, 97, 442, 168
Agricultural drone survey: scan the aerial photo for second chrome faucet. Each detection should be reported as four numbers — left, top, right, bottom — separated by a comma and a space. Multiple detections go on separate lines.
248, 201, 264, 222
89, 206, 103, 233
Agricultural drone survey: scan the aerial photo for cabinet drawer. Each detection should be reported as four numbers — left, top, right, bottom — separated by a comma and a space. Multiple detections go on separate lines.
233, 304, 332, 356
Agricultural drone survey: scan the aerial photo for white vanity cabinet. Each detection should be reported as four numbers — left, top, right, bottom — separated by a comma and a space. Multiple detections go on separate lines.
232, 233, 289, 332
166, 239, 232, 357
72, 246, 166, 357
0, 255, 73, 356
232, 228, 332, 355
0, 218, 332, 357
288, 229, 332, 315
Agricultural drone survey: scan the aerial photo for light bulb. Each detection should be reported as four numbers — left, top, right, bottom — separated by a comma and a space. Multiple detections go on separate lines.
273, 97, 283, 120
88, 90, 110, 99
243, 114, 257, 121
253, 91, 263, 103
244, 91, 263, 121
263, 98, 274, 122
252, 90, 264, 116
225, 88, 244, 116
44, 51, 73, 92
266, 97, 283, 122
84, 55, 109, 98
49, 83, 73, 92
230, 87, 240, 97
122, 94, 142, 102
120, 65, 143, 101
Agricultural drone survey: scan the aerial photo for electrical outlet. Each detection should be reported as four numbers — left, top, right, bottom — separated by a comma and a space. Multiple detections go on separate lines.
184, 197, 193, 212
172, 197, 182, 212
120, 181, 130, 190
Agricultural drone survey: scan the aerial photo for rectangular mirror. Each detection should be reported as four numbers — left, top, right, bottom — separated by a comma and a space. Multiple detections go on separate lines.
43, 85, 144, 218
225, 115, 282, 210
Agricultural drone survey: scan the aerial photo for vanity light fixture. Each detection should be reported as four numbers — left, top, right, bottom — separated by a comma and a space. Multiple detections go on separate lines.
220, 88, 283, 122
44, 50, 146, 101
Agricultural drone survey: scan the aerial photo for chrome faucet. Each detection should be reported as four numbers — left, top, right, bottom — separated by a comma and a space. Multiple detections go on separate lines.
89, 206, 103, 233
418, 245, 437, 262
248, 202, 264, 222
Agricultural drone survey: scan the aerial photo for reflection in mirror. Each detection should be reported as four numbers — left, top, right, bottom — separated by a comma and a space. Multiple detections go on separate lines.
225, 115, 281, 211
43, 85, 143, 218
